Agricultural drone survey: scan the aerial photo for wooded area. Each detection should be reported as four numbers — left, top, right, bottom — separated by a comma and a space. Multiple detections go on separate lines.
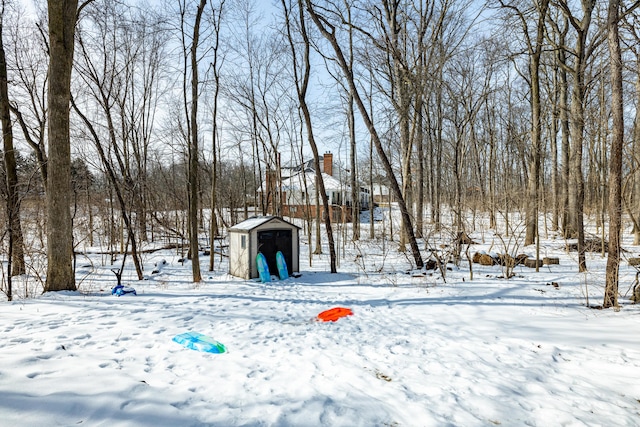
0, 0, 638, 309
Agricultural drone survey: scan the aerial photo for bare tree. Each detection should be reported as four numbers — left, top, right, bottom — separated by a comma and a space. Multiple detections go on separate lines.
72, 0, 165, 281
305, 0, 424, 269
557, 0, 598, 272
621, 9, 640, 244
186, 0, 207, 283
604, 0, 639, 308
281, 0, 337, 273
118, 8, 167, 244
208, 0, 225, 272
224, 0, 290, 218
0, 0, 25, 285
499, 0, 550, 250
7, 7, 49, 190
547, 13, 572, 236
345, 2, 359, 242
44, 0, 92, 292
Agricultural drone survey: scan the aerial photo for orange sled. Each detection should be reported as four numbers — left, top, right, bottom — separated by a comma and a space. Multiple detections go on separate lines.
317, 307, 353, 322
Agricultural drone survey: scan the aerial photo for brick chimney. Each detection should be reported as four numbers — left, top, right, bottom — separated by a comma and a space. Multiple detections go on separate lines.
323, 152, 333, 176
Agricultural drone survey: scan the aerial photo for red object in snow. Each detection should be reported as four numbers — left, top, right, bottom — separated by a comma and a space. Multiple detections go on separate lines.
317, 307, 353, 322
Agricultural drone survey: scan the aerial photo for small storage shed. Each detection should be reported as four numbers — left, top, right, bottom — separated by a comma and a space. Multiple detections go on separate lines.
228, 216, 300, 280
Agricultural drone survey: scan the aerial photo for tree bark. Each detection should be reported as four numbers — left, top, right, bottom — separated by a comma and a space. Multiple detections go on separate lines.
345, 4, 359, 241
604, 0, 623, 309
524, 0, 549, 247
559, 0, 594, 272
209, 1, 224, 272
634, 62, 640, 245
549, 57, 560, 232
188, 0, 206, 283
499, 0, 549, 247
45, 0, 79, 292
0, 2, 25, 278
558, 33, 570, 237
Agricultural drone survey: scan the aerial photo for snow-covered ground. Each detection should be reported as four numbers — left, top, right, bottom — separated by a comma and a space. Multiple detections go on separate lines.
2, 224, 640, 426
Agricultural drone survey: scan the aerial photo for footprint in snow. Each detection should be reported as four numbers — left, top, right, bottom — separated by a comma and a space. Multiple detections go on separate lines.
74, 334, 91, 340
26, 371, 54, 379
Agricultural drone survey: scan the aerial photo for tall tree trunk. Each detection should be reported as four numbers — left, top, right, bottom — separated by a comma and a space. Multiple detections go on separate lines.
560, 0, 594, 272
348, 92, 359, 241
415, 93, 425, 239
634, 58, 640, 245
486, 102, 497, 229
0, 2, 25, 278
367, 74, 375, 240
559, 45, 570, 237
525, 71, 541, 244
188, 0, 206, 283
550, 59, 560, 232
604, 0, 623, 309
549, 15, 571, 237
383, 1, 413, 251
209, 111, 219, 270
209, 1, 224, 272
314, 180, 322, 254
45, 0, 80, 292
569, 61, 587, 272
346, 4, 359, 241
500, 0, 549, 246
433, 69, 444, 229
414, 1, 429, 239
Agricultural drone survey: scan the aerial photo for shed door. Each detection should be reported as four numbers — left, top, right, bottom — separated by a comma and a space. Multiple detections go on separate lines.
257, 229, 292, 276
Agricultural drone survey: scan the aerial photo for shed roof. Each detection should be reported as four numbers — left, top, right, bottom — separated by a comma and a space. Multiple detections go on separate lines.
229, 216, 300, 232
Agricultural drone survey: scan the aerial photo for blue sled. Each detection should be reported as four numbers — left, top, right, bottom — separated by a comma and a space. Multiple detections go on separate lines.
256, 252, 271, 283
112, 284, 137, 296
276, 251, 288, 280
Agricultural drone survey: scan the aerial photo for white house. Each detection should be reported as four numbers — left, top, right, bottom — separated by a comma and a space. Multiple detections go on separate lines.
260, 152, 370, 222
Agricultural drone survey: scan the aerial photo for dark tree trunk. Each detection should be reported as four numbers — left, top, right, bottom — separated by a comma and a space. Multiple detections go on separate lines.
209, 2, 224, 272
188, 0, 206, 283
524, 1, 549, 247
604, 0, 623, 309
45, 0, 79, 292
0, 3, 25, 278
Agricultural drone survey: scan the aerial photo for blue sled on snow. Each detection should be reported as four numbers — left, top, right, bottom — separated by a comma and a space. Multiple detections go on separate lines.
112, 284, 137, 296
172, 332, 226, 354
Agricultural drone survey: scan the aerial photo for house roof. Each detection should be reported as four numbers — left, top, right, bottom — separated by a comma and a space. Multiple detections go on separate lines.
229, 216, 300, 232
282, 171, 343, 192
259, 171, 346, 193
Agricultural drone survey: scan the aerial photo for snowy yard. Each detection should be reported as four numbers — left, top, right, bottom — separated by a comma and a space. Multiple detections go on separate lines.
2, 229, 640, 426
